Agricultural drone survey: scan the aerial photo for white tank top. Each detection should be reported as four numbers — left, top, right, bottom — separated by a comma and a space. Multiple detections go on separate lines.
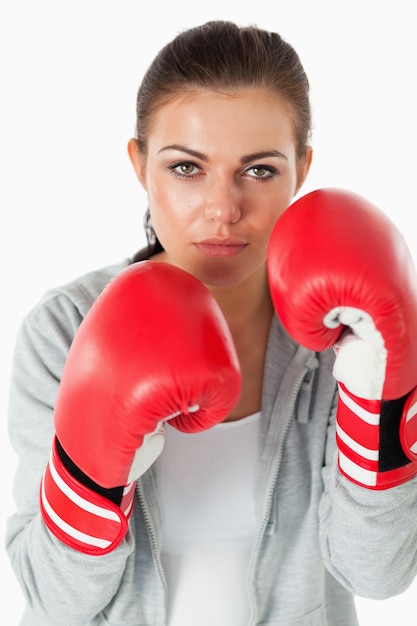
159, 412, 262, 626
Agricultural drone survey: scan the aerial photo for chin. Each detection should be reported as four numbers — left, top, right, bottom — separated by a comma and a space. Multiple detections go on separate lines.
195, 267, 248, 290
175, 257, 263, 290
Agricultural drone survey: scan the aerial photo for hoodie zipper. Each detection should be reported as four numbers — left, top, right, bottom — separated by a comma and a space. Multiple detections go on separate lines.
247, 351, 318, 625
136, 477, 167, 600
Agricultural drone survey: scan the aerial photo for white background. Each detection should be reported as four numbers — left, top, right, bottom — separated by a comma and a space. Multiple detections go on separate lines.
1, 1, 416, 623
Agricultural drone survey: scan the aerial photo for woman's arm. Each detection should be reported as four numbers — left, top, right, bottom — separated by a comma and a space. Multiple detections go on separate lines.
5, 289, 135, 624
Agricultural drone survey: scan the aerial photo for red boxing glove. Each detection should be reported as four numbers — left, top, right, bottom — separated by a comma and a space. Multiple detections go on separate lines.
40, 261, 241, 553
267, 188, 417, 489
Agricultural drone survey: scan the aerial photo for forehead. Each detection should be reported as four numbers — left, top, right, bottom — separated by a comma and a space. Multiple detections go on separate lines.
147, 89, 297, 151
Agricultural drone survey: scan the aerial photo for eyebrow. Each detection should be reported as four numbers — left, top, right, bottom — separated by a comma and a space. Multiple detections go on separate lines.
157, 144, 288, 163
240, 150, 288, 164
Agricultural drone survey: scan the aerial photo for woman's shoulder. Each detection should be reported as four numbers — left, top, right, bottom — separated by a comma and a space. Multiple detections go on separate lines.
16, 258, 134, 349
36, 257, 133, 318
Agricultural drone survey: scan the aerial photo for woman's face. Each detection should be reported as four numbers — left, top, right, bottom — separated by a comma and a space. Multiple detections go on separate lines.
129, 89, 311, 289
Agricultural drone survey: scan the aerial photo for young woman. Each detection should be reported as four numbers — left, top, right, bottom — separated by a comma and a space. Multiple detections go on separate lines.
6, 20, 417, 626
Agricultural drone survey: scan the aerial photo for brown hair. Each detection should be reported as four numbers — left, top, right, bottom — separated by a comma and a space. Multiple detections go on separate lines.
133, 20, 312, 257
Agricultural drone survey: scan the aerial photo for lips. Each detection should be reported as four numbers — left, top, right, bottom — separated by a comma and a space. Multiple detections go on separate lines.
195, 238, 248, 257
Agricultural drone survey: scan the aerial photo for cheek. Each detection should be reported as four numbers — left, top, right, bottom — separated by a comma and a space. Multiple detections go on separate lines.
149, 182, 201, 228
147, 182, 172, 228
255, 195, 292, 234
148, 193, 195, 254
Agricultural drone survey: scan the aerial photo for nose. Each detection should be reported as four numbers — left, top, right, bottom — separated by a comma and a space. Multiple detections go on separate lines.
203, 179, 241, 224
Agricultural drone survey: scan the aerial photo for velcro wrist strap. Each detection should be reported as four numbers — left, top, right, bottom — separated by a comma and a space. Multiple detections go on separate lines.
336, 383, 417, 489
40, 438, 135, 555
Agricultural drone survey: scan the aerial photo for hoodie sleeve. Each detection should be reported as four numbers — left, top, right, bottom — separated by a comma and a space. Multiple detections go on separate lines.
5, 268, 137, 625
319, 389, 417, 600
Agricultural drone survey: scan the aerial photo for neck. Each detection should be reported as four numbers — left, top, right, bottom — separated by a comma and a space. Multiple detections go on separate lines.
207, 264, 273, 337
210, 264, 274, 422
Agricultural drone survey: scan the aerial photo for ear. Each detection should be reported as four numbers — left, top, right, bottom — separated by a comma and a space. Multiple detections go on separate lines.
295, 146, 313, 195
127, 138, 147, 189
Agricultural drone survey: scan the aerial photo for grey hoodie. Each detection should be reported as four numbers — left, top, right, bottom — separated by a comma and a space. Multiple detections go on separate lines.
5, 258, 417, 625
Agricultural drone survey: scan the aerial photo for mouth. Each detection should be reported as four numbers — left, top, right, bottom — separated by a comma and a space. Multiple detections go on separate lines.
195, 238, 248, 257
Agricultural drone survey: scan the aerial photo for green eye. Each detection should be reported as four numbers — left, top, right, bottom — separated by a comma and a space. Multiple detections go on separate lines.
169, 161, 201, 178
252, 166, 268, 177
246, 164, 278, 179
178, 163, 195, 175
